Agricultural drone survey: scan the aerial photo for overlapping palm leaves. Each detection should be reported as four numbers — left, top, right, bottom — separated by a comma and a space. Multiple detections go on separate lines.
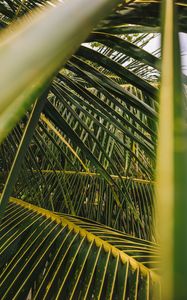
0, 0, 160, 233
0, 0, 185, 298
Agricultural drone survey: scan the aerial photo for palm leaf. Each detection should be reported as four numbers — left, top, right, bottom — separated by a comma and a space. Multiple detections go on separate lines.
156, 1, 187, 299
0, 196, 161, 300
0, 0, 120, 143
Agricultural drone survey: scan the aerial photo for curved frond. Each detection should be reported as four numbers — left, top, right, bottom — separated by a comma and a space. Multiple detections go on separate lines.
0, 197, 161, 300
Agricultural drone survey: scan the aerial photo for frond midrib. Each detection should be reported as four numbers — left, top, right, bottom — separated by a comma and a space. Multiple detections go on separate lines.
9, 196, 160, 283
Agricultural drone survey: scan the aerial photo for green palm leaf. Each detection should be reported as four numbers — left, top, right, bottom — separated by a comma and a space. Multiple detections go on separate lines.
0, 197, 161, 300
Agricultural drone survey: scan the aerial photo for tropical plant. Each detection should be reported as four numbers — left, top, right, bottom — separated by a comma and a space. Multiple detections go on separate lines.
0, 0, 186, 299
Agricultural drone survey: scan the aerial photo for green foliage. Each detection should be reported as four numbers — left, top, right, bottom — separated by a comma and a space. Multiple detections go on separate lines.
0, 197, 161, 299
0, 0, 186, 299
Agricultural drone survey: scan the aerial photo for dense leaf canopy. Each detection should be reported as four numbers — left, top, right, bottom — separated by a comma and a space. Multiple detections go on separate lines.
0, 0, 186, 299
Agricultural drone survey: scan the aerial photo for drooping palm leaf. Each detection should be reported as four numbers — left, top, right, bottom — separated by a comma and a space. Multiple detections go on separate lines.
0, 0, 120, 143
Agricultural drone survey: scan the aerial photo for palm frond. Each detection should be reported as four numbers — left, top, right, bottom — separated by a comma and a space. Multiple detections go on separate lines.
156, 1, 187, 298
0, 197, 161, 300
